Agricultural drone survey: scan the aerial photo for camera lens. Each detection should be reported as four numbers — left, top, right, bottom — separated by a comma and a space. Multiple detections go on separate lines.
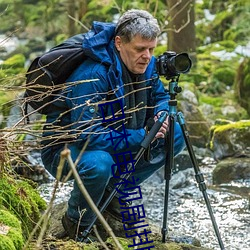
174, 53, 192, 73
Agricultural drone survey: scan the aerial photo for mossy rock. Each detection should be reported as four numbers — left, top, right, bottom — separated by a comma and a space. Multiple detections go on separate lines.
209, 120, 250, 160
0, 209, 24, 250
0, 174, 47, 239
199, 92, 248, 122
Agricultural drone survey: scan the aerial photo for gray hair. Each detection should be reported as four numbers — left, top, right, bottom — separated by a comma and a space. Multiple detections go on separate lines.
115, 9, 160, 43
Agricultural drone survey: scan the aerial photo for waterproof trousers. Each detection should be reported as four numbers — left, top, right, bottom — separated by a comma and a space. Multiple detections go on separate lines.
41, 122, 185, 226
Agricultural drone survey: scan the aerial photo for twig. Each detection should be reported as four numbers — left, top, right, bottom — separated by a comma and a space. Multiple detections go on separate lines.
68, 14, 89, 31
93, 225, 110, 250
61, 148, 123, 250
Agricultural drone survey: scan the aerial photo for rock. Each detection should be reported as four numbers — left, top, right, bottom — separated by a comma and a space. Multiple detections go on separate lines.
213, 157, 250, 184
179, 100, 211, 148
181, 89, 199, 105
170, 168, 193, 189
209, 120, 250, 160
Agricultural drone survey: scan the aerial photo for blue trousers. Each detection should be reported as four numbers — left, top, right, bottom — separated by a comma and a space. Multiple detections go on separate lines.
41, 122, 185, 226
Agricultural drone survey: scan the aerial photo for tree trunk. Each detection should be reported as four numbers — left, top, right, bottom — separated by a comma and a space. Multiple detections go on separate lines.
167, 0, 196, 62
78, 0, 88, 20
67, 0, 76, 36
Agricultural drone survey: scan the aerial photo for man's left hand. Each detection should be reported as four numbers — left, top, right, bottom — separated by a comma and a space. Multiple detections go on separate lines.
154, 111, 169, 139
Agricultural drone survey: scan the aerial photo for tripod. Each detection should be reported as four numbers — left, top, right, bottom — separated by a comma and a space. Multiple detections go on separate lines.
162, 77, 225, 249
82, 77, 225, 250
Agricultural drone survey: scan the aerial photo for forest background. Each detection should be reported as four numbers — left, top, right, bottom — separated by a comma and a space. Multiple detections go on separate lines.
0, 0, 250, 125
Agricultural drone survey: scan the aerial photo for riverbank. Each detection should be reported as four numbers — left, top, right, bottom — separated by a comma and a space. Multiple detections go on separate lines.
38, 154, 250, 250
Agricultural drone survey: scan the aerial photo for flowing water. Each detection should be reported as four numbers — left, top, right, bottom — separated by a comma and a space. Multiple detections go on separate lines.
140, 157, 250, 250
38, 156, 250, 250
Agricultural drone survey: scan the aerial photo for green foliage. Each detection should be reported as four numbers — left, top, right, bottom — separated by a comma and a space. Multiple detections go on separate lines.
196, 0, 250, 47
234, 57, 250, 115
0, 54, 26, 84
0, 175, 47, 239
213, 67, 235, 86
1, 54, 25, 69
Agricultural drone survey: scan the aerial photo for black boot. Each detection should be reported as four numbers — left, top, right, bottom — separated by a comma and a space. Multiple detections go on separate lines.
61, 213, 97, 242
100, 190, 133, 222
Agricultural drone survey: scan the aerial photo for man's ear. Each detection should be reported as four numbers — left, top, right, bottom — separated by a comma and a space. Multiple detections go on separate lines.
115, 36, 122, 51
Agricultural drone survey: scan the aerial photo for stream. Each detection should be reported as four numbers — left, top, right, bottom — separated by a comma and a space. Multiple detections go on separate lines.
38, 155, 250, 250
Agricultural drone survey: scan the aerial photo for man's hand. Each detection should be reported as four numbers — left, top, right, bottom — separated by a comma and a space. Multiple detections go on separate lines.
154, 111, 169, 139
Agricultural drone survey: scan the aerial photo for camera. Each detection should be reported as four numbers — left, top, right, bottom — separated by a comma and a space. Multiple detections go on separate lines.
156, 51, 192, 79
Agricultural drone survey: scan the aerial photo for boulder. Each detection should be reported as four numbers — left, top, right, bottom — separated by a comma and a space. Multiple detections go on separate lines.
179, 100, 211, 148
213, 157, 250, 184
209, 119, 250, 160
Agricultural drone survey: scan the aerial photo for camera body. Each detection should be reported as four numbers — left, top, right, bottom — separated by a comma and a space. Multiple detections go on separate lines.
156, 51, 192, 79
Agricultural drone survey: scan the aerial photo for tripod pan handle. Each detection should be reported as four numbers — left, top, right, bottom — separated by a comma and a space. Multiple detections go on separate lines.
141, 111, 168, 149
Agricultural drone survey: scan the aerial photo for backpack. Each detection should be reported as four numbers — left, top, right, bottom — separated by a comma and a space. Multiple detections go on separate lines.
24, 34, 87, 115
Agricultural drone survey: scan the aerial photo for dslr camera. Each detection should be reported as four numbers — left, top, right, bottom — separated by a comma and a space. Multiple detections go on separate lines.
156, 51, 192, 79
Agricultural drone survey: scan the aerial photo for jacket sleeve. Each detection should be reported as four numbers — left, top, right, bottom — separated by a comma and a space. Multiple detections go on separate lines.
65, 61, 146, 153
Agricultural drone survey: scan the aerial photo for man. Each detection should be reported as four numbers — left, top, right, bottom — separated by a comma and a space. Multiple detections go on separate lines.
41, 9, 185, 241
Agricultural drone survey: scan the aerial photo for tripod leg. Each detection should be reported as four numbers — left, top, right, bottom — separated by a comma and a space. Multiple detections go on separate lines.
162, 114, 175, 243
81, 112, 168, 240
177, 112, 225, 250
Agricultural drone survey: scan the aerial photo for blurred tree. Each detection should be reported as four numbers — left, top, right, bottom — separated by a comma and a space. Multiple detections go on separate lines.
166, 0, 196, 62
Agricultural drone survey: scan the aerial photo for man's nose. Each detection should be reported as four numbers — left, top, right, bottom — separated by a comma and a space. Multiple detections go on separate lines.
142, 49, 151, 59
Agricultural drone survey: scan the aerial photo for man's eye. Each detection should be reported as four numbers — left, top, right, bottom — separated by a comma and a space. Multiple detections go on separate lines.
136, 48, 144, 52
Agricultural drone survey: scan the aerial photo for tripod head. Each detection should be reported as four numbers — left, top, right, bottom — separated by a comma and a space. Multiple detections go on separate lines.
168, 76, 182, 100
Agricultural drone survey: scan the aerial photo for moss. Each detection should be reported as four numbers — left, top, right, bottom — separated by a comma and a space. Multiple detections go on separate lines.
106, 237, 132, 250
199, 90, 248, 121
0, 209, 24, 249
217, 40, 237, 51
0, 209, 21, 229
213, 120, 250, 133
199, 95, 224, 107
7, 228, 24, 249
0, 174, 47, 239
213, 67, 235, 86
0, 235, 16, 250
1, 54, 25, 69
209, 120, 250, 151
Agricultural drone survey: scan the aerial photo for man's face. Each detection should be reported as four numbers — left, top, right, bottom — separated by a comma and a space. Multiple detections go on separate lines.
115, 35, 157, 74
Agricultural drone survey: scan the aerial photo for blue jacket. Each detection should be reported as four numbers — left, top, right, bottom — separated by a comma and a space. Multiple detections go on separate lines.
44, 21, 170, 153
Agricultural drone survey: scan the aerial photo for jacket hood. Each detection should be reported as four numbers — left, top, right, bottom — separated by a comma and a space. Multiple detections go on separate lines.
82, 21, 116, 65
